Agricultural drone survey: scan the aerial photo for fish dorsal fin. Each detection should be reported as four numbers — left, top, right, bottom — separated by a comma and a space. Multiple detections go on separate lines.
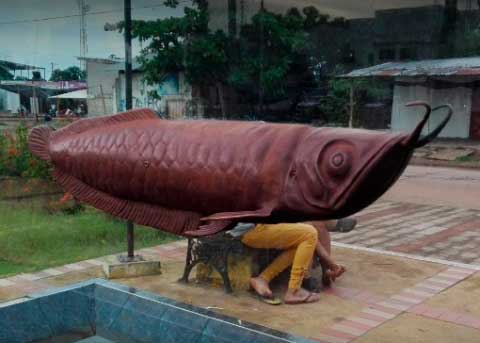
52, 108, 158, 141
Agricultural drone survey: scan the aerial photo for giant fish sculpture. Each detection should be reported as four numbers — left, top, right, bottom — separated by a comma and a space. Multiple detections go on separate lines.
28, 102, 451, 236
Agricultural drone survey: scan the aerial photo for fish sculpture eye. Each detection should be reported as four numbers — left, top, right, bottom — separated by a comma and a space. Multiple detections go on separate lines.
327, 151, 351, 177
320, 138, 355, 179
331, 152, 345, 167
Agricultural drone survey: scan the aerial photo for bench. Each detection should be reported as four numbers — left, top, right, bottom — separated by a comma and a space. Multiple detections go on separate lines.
179, 231, 274, 293
179, 227, 333, 293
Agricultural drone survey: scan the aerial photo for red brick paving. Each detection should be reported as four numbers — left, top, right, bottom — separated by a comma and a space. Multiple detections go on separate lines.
391, 218, 480, 254
333, 200, 480, 265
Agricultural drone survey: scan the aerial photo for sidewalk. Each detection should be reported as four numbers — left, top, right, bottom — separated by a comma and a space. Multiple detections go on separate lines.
1, 235, 479, 342
411, 140, 480, 169
1, 199, 479, 342
332, 200, 480, 265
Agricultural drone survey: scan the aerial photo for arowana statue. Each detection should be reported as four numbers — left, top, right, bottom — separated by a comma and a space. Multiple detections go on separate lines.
28, 102, 451, 236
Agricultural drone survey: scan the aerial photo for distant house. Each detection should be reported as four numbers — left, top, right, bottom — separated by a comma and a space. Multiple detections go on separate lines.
113, 65, 192, 119
343, 57, 480, 140
81, 56, 193, 118
78, 57, 123, 116
0, 60, 45, 114
0, 88, 19, 114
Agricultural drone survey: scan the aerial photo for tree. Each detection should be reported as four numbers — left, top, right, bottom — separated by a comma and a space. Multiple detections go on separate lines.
128, 1, 229, 115
126, 1, 318, 118
32, 71, 43, 81
50, 66, 86, 81
228, 9, 309, 108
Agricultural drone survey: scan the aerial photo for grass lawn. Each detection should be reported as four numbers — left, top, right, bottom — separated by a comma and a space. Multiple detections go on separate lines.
0, 202, 179, 277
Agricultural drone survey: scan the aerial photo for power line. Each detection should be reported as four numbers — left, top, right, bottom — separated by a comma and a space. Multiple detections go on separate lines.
0, 1, 191, 26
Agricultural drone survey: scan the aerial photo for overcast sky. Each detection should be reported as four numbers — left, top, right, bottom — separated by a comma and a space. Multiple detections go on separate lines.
0, 0, 477, 78
0, 0, 185, 77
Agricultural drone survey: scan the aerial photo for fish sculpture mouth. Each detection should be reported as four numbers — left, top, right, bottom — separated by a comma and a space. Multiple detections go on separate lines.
401, 101, 453, 149
331, 102, 453, 216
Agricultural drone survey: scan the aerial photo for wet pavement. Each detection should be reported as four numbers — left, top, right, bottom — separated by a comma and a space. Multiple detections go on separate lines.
332, 200, 480, 265
0, 239, 479, 343
383, 165, 480, 210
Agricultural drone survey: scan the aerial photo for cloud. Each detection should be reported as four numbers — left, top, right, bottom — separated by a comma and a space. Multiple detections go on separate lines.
0, 0, 186, 76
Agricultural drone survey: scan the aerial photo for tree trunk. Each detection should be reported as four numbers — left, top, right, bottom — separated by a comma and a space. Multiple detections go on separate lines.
217, 82, 226, 119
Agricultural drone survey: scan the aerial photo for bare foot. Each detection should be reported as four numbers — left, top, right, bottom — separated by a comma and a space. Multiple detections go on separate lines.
284, 288, 320, 304
250, 277, 273, 298
330, 264, 346, 281
322, 264, 346, 286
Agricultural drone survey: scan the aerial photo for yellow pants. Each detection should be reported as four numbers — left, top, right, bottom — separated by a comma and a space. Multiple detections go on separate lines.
241, 223, 318, 290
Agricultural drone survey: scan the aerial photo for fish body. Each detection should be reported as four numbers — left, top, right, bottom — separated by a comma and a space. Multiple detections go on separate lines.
28, 104, 452, 236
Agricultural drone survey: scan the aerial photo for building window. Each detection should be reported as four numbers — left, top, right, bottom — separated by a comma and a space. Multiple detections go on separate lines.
379, 48, 395, 62
400, 47, 417, 61
368, 53, 375, 65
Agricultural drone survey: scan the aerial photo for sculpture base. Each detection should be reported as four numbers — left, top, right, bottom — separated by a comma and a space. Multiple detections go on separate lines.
103, 255, 161, 279
196, 253, 258, 291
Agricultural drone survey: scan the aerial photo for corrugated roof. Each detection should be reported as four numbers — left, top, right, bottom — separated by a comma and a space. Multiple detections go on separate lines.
342, 57, 480, 78
0, 80, 86, 90
0, 60, 44, 71
49, 89, 90, 99
77, 56, 123, 64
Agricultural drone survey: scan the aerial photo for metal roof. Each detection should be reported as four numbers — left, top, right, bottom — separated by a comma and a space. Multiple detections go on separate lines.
49, 89, 90, 99
0, 81, 86, 98
0, 60, 44, 71
342, 57, 480, 78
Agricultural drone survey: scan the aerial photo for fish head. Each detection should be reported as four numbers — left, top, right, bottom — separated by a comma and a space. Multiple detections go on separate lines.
284, 102, 452, 219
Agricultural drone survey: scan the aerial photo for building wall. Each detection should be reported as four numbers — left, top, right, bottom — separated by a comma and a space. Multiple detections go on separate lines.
113, 72, 192, 118
208, 0, 260, 34
470, 87, 480, 139
0, 88, 20, 113
85, 59, 122, 116
391, 83, 472, 138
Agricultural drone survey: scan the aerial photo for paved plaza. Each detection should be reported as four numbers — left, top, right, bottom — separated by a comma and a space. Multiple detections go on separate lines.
333, 200, 480, 265
2, 168, 480, 342
1, 232, 480, 343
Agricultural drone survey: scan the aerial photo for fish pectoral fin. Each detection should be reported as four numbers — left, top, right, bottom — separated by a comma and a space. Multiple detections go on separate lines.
184, 219, 233, 237
200, 207, 273, 221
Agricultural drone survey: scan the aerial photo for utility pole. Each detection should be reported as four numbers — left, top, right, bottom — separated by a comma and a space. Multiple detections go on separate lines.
125, 0, 133, 111
228, 0, 237, 37
124, 0, 135, 261
258, 0, 265, 118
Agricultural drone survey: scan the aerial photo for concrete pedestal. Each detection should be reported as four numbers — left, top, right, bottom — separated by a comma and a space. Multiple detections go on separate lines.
103, 255, 161, 279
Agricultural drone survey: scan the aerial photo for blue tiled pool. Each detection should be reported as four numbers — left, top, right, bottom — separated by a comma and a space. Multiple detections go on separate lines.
0, 279, 315, 343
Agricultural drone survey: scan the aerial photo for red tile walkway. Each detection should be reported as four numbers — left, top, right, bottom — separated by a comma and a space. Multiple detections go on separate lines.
332, 200, 480, 265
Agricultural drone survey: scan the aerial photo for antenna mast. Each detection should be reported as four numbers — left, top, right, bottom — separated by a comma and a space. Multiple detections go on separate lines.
77, 0, 89, 70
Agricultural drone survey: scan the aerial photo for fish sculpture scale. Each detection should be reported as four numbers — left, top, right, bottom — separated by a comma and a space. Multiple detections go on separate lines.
28, 103, 452, 236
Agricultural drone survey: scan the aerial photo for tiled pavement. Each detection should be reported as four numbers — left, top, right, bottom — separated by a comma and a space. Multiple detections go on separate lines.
1, 201, 480, 342
331, 200, 480, 265
0, 239, 480, 342
1, 240, 480, 342
0, 240, 189, 302
315, 267, 477, 343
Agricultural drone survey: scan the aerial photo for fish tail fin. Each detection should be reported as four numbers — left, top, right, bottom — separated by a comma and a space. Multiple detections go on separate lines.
28, 126, 54, 162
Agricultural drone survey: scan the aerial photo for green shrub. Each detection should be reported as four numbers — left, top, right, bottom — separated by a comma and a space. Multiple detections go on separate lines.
0, 123, 51, 178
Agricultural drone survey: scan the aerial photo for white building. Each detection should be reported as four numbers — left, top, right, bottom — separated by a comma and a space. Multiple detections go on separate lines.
0, 88, 20, 113
81, 56, 193, 118
79, 57, 123, 116
343, 57, 480, 139
113, 69, 192, 119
